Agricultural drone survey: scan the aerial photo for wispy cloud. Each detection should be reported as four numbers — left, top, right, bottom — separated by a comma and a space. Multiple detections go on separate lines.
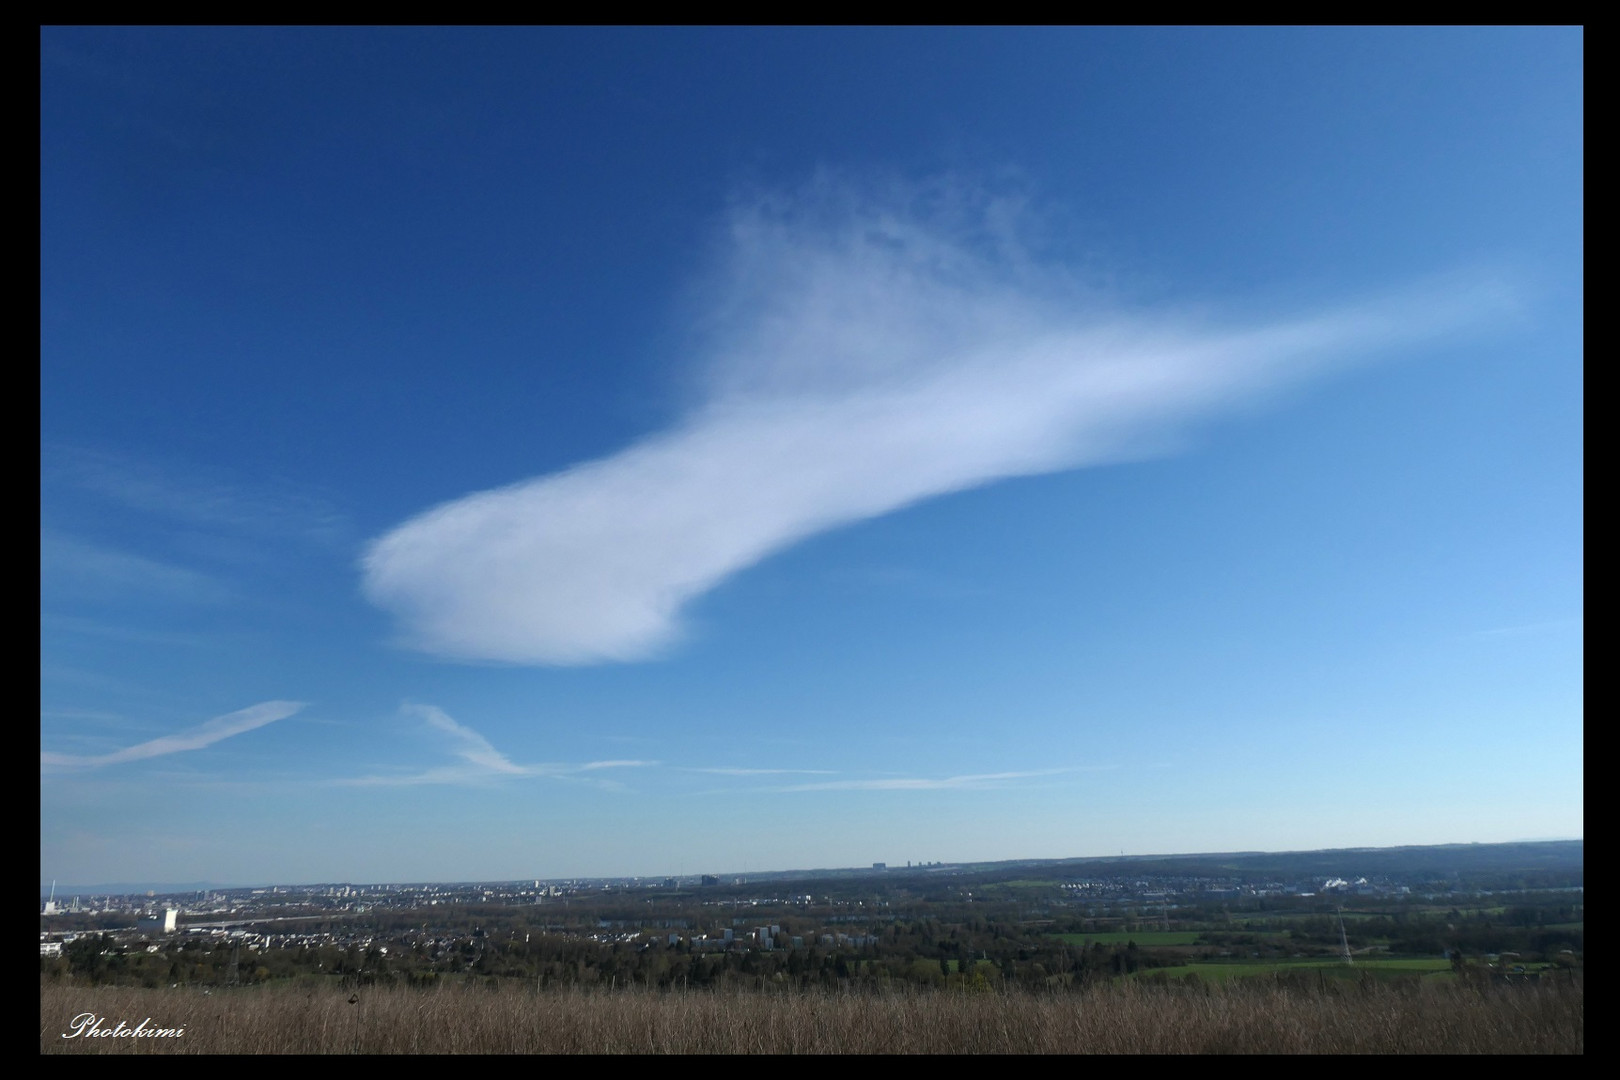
775, 767, 1091, 792
39, 708, 128, 724
685, 767, 839, 776
1469, 619, 1580, 639
363, 174, 1510, 666
41, 701, 304, 769
342, 705, 659, 787
41, 613, 219, 649
40, 532, 232, 605
410, 703, 529, 777
43, 445, 348, 545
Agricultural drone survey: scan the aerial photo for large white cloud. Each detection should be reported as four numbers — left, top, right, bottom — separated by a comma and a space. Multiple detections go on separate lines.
362, 178, 1507, 665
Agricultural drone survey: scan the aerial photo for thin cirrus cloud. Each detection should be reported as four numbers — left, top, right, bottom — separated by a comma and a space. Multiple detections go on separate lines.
686, 767, 840, 777
775, 768, 1094, 793
40, 700, 304, 769
362, 176, 1513, 667
340, 704, 659, 787
43, 444, 348, 545
41, 532, 232, 605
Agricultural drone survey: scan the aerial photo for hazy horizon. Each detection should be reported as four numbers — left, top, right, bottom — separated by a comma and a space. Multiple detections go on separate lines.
40, 836, 1586, 898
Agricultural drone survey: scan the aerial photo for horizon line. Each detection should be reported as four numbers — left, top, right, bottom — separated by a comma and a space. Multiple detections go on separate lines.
39, 836, 1582, 894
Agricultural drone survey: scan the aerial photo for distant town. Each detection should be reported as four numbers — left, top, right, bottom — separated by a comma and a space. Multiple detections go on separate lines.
42, 840, 1582, 991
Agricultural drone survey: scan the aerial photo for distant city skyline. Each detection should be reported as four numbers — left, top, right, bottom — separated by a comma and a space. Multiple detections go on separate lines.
43, 27, 1582, 886
41, 836, 1587, 898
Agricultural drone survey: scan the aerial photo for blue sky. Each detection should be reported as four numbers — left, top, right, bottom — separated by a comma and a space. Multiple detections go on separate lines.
42, 27, 1582, 887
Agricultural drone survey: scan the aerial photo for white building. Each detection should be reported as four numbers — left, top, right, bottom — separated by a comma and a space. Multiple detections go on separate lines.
137, 908, 179, 935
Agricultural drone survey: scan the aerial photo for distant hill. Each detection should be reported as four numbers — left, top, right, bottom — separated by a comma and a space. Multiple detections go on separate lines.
708, 840, 1584, 889
42, 838, 1581, 897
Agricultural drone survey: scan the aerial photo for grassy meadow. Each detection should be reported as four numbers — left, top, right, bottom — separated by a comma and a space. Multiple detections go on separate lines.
1135, 957, 1452, 983
42, 976, 1581, 1054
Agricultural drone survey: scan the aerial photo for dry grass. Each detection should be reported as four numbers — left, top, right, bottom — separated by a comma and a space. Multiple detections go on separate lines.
41, 977, 1582, 1054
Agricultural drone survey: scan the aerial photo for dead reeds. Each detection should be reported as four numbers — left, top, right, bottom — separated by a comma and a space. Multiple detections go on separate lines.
40, 976, 1582, 1054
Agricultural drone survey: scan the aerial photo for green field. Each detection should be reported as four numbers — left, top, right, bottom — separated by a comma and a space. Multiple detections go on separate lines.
1241, 911, 1390, 922
1055, 932, 1202, 946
